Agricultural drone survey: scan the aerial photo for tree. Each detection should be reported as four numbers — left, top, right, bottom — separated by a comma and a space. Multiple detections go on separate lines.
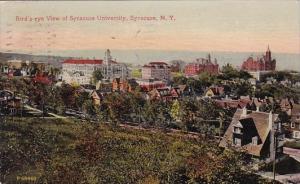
102, 93, 130, 125
173, 76, 188, 86
92, 69, 103, 85
60, 83, 78, 108
179, 98, 198, 131
170, 100, 180, 121
220, 64, 252, 80
83, 99, 96, 116
198, 72, 219, 87
75, 91, 90, 111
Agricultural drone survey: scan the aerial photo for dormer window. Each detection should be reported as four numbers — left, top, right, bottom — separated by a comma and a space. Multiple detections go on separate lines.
233, 127, 242, 134
252, 136, 258, 145
291, 122, 295, 128
234, 138, 241, 146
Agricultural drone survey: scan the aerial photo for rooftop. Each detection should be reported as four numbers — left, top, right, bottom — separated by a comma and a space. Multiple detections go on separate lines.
63, 59, 103, 65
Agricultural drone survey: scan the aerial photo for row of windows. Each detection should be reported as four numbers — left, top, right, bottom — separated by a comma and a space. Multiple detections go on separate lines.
233, 136, 258, 146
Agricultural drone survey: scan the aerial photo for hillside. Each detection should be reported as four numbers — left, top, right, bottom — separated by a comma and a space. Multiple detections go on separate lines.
0, 117, 274, 184
0, 52, 71, 68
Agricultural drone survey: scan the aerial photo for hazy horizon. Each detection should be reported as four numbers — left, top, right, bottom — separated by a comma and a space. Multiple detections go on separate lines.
1, 49, 299, 71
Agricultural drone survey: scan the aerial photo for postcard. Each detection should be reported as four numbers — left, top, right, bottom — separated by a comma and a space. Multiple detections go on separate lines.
0, 1, 300, 183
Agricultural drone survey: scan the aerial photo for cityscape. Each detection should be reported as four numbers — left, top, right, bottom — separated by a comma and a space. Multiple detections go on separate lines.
1, 1, 300, 184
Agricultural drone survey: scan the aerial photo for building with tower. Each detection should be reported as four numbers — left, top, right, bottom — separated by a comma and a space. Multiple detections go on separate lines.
184, 54, 219, 77
62, 49, 129, 85
241, 46, 276, 71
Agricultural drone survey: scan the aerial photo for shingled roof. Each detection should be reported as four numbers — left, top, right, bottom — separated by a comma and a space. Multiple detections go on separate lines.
219, 108, 278, 157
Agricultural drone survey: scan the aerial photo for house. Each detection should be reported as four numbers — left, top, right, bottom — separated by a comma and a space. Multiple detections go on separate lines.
215, 98, 252, 110
290, 104, 300, 139
220, 107, 284, 160
177, 85, 192, 97
0, 90, 22, 115
148, 87, 179, 102
280, 79, 292, 87
248, 78, 257, 86
293, 82, 300, 88
204, 86, 225, 98
148, 88, 171, 101
112, 78, 138, 92
32, 72, 53, 85
280, 98, 294, 116
96, 79, 112, 92
90, 90, 102, 106
170, 87, 182, 99
0, 90, 14, 100
135, 79, 166, 92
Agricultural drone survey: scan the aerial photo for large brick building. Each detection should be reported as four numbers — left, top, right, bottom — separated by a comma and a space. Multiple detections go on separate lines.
241, 46, 276, 71
184, 54, 219, 77
142, 62, 171, 81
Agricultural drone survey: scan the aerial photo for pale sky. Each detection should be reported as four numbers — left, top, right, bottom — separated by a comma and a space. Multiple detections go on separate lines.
1, 1, 300, 54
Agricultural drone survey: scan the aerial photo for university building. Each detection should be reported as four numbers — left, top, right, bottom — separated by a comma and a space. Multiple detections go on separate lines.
142, 62, 171, 81
241, 46, 276, 71
184, 54, 219, 77
62, 49, 129, 85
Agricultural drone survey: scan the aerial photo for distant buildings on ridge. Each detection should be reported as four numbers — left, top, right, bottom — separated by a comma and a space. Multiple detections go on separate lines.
241, 46, 276, 72
184, 54, 219, 77
62, 49, 129, 85
142, 62, 171, 81
1, 46, 279, 85
241, 46, 277, 81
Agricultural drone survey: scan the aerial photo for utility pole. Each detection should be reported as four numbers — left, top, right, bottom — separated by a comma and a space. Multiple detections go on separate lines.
273, 135, 277, 184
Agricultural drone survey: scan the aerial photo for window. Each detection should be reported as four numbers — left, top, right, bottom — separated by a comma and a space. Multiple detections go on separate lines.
252, 136, 258, 145
294, 131, 300, 138
234, 138, 241, 146
291, 122, 295, 128
234, 127, 241, 134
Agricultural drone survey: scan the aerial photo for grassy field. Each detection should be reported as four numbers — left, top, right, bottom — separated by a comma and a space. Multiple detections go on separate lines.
0, 117, 273, 184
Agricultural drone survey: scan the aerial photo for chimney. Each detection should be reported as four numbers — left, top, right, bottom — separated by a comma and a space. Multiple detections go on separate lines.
269, 110, 275, 161
256, 106, 259, 112
242, 106, 247, 117
268, 111, 273, 131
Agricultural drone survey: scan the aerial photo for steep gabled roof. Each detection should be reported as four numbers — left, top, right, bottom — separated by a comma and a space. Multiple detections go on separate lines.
220, 109, 278, 157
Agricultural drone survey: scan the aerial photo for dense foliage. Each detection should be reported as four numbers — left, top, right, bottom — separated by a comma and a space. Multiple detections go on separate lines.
0, 118, 271, 184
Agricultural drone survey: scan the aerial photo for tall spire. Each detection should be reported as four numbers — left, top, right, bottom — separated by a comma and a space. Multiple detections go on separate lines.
266, 45, 271, 62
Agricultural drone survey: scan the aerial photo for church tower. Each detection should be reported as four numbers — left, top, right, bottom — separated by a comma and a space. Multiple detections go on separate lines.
266, 45, 272, 62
